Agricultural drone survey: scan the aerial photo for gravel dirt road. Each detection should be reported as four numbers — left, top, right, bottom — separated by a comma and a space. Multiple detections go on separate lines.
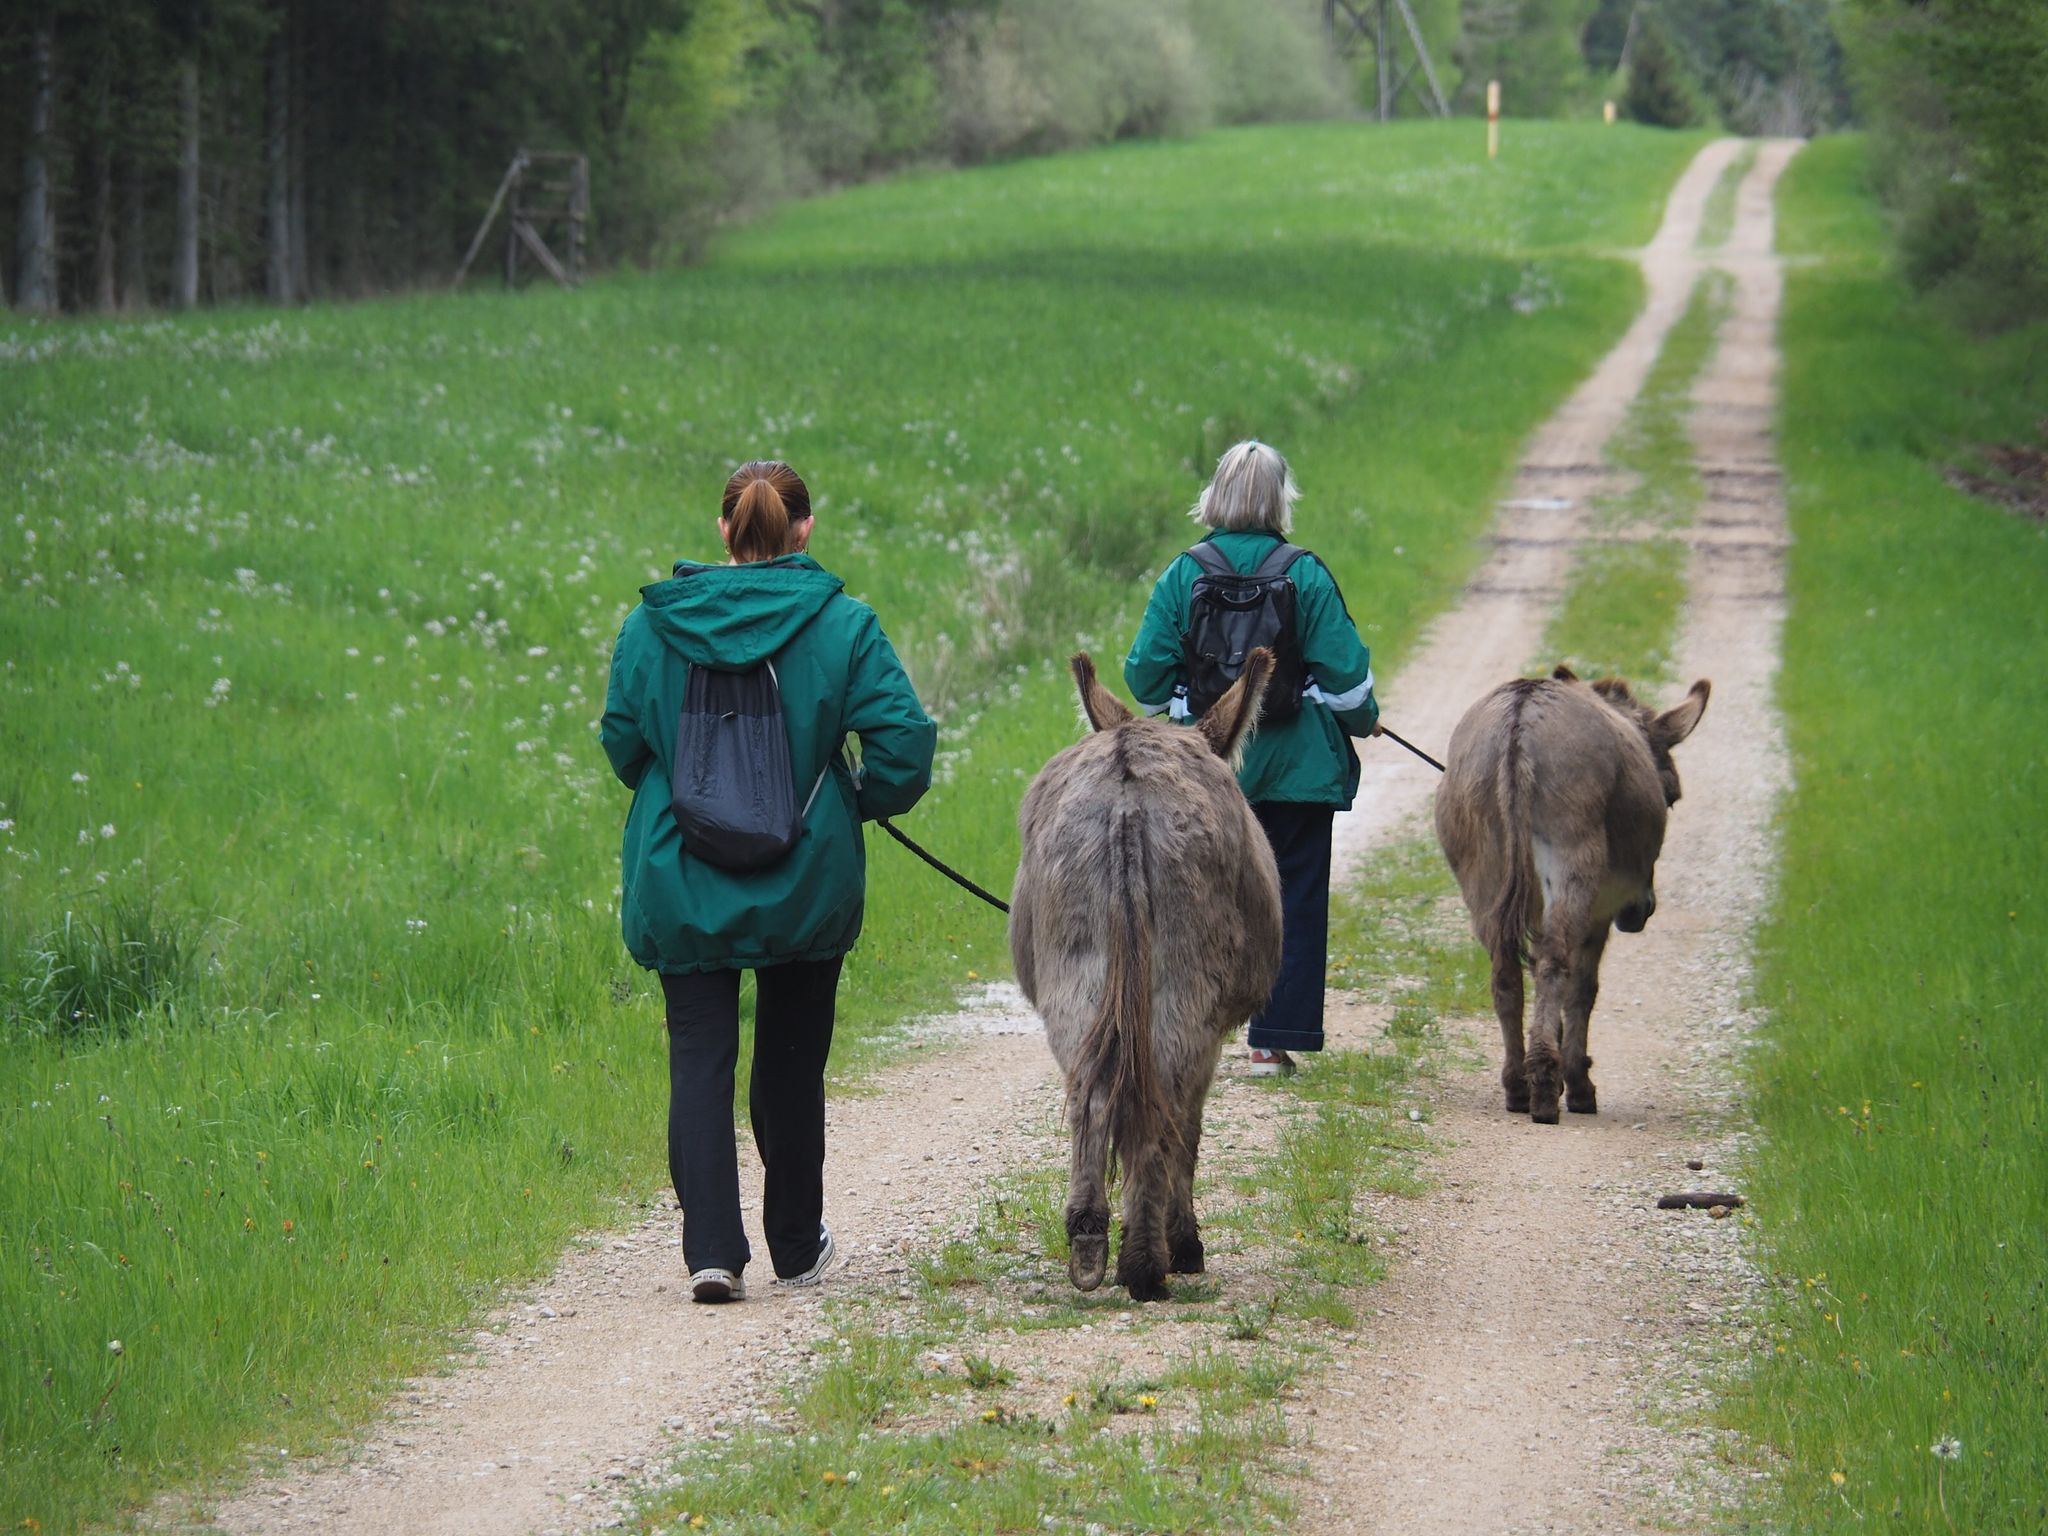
1297, 136, 1800, 1535
194, 137, 1797, 1536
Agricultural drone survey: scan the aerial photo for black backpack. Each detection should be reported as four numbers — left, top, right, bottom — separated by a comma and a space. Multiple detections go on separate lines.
1180, 540, 1309, 723
670, 661, 829, 872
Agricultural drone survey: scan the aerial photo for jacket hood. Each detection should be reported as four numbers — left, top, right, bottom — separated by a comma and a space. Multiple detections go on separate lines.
638, 553, 846, 668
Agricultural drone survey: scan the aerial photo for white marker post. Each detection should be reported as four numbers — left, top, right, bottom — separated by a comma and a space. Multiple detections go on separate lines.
1487, 80, 1500, 160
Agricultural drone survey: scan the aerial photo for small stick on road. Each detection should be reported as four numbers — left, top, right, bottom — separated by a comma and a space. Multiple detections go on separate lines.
1655, 1191, 1745, 1210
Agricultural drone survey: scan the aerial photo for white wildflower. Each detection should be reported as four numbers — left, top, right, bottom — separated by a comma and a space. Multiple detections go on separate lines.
100, 823, 116, 839
1932, 1437, 1962, 1461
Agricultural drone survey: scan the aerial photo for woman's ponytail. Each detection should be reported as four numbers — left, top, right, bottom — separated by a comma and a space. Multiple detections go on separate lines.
721, 460, 812, 564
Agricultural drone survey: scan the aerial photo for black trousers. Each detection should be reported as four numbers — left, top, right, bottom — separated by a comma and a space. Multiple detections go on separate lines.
659, 957, 841, 1279
1246, 800, 1335, 1054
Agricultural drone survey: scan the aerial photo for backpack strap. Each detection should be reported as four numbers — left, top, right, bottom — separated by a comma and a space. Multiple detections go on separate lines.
1184, 541, 1236, 578
1251, 541, 1311, 581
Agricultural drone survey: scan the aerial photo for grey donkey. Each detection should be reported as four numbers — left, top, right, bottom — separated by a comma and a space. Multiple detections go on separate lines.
1434, 665, 1709, 1124
1009, 651, 1283, 1301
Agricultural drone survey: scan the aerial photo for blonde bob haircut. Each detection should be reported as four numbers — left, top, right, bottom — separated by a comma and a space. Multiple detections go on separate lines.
1189, 439, 1299, 535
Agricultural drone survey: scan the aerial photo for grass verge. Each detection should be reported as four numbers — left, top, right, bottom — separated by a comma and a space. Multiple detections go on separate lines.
1697, 143, 1760, 251
1724, 133, 2047, 1533
1543, 269, 1732, 685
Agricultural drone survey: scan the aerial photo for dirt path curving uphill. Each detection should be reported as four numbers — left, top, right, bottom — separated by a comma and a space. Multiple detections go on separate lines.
193, 139, 1797, 1536
1298, 138, 1800, 1534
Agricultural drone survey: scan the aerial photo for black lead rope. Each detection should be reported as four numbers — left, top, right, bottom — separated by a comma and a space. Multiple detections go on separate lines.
1377, 725, 1446, 774
877, 818, 1011, 915
877, 722, 1444, 917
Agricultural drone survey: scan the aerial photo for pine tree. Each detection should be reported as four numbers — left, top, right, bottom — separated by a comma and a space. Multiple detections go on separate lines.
1621, 13, 1698, 127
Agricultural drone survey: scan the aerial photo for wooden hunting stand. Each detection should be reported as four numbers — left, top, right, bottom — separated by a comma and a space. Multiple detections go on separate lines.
1325, 0, 1450, 120
454, 150, 588, 290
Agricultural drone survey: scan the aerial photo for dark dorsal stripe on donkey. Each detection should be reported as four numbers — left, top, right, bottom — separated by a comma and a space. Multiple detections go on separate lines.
1010, 649, 1283, 1301
1434, 664, 1710, 1124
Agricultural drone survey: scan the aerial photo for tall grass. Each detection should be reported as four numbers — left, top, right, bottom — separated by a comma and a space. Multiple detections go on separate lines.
1727, 134, 2048, 1533
0, 120, 1705, 1529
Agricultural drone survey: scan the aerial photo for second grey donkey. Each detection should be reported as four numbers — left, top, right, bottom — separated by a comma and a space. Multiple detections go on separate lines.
1434, 665, 1710, 1124
1010, 651, 1282, 1301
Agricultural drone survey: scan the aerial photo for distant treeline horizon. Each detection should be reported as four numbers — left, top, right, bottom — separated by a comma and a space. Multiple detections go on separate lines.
8, 0, 2034, 326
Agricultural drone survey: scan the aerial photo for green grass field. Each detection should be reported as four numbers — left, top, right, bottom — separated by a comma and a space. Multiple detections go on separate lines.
1729, 135, 2047, 1532
0, 119, 1707, 1529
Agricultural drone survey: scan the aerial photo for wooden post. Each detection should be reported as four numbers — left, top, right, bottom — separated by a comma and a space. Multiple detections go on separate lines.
1487, 80, 1500, 161
1604, 99, 1617, 125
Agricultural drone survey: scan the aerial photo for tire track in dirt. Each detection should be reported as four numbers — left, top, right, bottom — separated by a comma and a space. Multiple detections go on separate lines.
1297, 139, 1800, 1535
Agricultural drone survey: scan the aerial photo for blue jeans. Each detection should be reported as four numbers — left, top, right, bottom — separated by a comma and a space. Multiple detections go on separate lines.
1246, 801, 1334, 1054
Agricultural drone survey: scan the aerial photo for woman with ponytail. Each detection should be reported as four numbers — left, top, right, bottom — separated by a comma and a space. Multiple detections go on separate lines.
601, 460, 936, 1302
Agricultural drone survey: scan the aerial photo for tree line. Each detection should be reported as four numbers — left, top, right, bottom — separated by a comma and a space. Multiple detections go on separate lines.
6, 2, 2034, 322
4, 0, 693, 312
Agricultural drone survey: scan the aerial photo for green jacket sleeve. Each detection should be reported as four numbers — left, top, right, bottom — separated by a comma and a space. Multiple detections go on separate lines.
1123, 557, 1193, 713
601, 611, 654, 790
1298, 558, 1379, 736
844, 609, 936, 821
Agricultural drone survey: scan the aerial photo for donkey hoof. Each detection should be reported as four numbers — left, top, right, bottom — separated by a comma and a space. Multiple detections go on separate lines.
1169, 1235, 1205, 1275
1068, 1235, 1108, 1292
1567, 1090, 1598, 1115
1504, 1091, 1530, 1115
1117, 1258, 1171, 1303
1530, 1102, 1561, 1126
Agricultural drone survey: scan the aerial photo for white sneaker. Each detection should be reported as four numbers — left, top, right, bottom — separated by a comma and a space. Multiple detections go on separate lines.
777, 1224, 836, 1287
1248, 1048, 1297, 1078
689, 1268, 746, 1303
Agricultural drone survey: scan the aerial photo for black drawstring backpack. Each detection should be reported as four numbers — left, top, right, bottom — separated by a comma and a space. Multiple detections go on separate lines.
670, 660, 828, 871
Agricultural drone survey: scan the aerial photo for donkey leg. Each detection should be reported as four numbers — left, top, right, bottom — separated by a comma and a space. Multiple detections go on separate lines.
1114, 1142, 1173, 1302
1525, 954, 1566, 1124
1492, 949, 1529, 1114
1064, 1085, 1113, 1292
1166, 1057, 1218, 1276
1563, 925, 1609, 1115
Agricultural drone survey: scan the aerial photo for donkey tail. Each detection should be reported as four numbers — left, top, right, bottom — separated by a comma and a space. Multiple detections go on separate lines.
1072, 803, 1169, 1184
1484, 683, 1541, 974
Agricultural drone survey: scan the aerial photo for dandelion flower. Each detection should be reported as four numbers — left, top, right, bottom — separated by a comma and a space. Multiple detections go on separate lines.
1829, 1471, 1845, 1486
107, 1339, 123, 1356
100, 823, 116, 838
1932, 1437, 1962, 1461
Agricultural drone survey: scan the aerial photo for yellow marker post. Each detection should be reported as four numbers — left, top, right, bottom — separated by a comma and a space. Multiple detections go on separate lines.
1603, 99, 1617, 125
1487, 80, 1500, 160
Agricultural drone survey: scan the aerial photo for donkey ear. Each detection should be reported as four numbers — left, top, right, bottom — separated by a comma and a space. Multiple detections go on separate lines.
1653, 679, 1710, 748
1551, 663, 1580, 682
1071, 652, 1133, 733
1197, 647, 1274, 760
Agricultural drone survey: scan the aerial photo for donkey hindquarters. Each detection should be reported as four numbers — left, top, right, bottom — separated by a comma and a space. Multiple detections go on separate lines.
1433, 668, 1709, 1124
1010, 653, 1282, 1301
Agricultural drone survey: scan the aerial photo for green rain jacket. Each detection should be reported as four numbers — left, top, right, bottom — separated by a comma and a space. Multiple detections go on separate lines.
1123, 530, 1379, 808
601, 553, 936, 974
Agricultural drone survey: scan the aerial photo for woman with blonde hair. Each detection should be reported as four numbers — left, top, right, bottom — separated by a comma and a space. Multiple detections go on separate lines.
602, 460, 935, 1301
1124, 441, 1381, 1077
